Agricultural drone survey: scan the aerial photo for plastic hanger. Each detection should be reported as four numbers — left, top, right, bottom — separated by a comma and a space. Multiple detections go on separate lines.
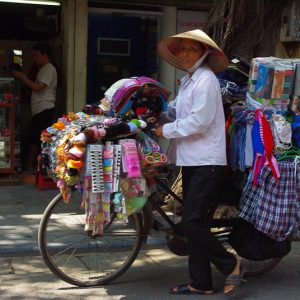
277, 147, 300, 161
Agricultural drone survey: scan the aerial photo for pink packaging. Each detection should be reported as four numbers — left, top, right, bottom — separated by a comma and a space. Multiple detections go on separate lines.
119, 139, 141, 178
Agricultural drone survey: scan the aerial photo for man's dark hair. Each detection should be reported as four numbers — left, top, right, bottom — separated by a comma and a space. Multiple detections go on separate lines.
32, 42, 51, 58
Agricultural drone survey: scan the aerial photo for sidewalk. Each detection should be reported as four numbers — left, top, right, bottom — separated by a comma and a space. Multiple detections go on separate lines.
0, 185, 58, 255
0, 184, 166, 256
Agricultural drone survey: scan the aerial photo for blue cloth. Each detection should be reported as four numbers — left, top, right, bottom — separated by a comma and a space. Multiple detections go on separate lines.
252, 116, 264, 156
230, 110, 247, 171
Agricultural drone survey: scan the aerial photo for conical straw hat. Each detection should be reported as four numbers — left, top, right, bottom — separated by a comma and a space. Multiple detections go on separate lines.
158, 29, 229, 73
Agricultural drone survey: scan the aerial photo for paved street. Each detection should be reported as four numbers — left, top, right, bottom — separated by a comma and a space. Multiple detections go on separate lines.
1, 185, 300, 299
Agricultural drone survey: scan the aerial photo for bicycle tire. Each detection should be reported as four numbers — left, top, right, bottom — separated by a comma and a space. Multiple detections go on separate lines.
212, 205, 283, 277
38, 193, 145, 287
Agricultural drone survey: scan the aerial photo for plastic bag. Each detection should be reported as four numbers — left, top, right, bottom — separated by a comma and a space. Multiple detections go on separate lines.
136, 132, 168, 167
228, 218, 291, 261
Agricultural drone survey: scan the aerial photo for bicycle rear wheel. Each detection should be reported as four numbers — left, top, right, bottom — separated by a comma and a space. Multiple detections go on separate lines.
212, 205, 283, 277
38, 193, 144, 287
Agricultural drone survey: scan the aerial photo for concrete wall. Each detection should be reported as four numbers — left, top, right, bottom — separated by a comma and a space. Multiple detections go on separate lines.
159, 6, 177, 99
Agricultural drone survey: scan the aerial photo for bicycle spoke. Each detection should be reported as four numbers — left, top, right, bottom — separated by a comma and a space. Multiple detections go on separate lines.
39, 193, 144, 286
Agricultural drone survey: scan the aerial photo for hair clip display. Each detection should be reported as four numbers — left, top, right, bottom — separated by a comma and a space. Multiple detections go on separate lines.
103, 142, 114, 193
89, 144, 104, 193
113, 145, 122, 192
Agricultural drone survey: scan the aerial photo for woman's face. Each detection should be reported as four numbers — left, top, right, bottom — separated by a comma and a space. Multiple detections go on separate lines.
176, 39, 205, 69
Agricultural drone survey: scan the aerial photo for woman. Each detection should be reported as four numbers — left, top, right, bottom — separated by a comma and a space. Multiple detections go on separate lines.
155, 29, 244, 296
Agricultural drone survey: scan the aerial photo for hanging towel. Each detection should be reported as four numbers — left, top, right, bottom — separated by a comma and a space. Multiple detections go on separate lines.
251, 110, 280, 185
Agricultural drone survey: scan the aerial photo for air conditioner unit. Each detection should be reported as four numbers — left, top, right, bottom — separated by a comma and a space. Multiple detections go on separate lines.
280, 1, 300, 42
97, 38, 131, 56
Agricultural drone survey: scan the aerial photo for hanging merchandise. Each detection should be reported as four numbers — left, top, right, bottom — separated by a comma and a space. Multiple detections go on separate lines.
291, 114, 300, 148
136, 131, 168, 169
229, 106, 256, 172
270, 114, 292, 154
226, 56, 300, 255
40, 77, 170, 237
229, 109, 247, 171
119, 139, 142, 178
239, 159, 300, 242
119, 177, 149, 216
251, 110, 280, 186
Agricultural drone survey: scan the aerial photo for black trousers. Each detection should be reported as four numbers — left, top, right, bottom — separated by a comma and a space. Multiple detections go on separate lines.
181, 165, 236, 290
30, 108, 55, 145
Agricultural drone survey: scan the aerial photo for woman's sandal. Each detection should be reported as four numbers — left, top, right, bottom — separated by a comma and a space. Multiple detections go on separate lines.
224, 265, 246, 296
169, 283, 214, 295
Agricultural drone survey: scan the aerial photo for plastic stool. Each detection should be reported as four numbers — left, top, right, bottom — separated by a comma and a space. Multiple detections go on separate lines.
36, 171, 57, 190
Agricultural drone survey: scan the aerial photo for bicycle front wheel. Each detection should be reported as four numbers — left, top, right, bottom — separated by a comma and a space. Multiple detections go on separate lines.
38, 193, 144, 287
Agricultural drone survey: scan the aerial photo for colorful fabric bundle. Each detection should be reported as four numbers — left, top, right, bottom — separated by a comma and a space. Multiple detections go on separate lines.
103, 76, 170, 117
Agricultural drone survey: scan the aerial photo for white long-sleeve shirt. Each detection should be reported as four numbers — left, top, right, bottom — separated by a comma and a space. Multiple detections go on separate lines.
162, 66, 227, 166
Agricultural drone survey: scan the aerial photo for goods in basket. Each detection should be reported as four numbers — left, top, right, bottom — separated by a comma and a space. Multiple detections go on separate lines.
248, 57, 300, 114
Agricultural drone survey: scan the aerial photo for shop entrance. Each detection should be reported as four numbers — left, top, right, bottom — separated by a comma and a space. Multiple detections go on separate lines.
0, 2, 61, 176
87, 9, 161, 103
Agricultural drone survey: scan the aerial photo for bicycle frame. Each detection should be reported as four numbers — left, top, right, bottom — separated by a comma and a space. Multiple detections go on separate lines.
148, 176, 183, 232
144, 176, 239, 237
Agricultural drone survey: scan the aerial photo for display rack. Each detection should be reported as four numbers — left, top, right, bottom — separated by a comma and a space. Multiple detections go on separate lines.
0, 102, 15, 173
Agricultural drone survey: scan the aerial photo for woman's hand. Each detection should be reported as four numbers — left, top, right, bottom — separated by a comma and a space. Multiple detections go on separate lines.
154, 125, 165, 138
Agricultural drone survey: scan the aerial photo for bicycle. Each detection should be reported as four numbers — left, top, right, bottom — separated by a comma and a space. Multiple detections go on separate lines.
38, 165, 283, 287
